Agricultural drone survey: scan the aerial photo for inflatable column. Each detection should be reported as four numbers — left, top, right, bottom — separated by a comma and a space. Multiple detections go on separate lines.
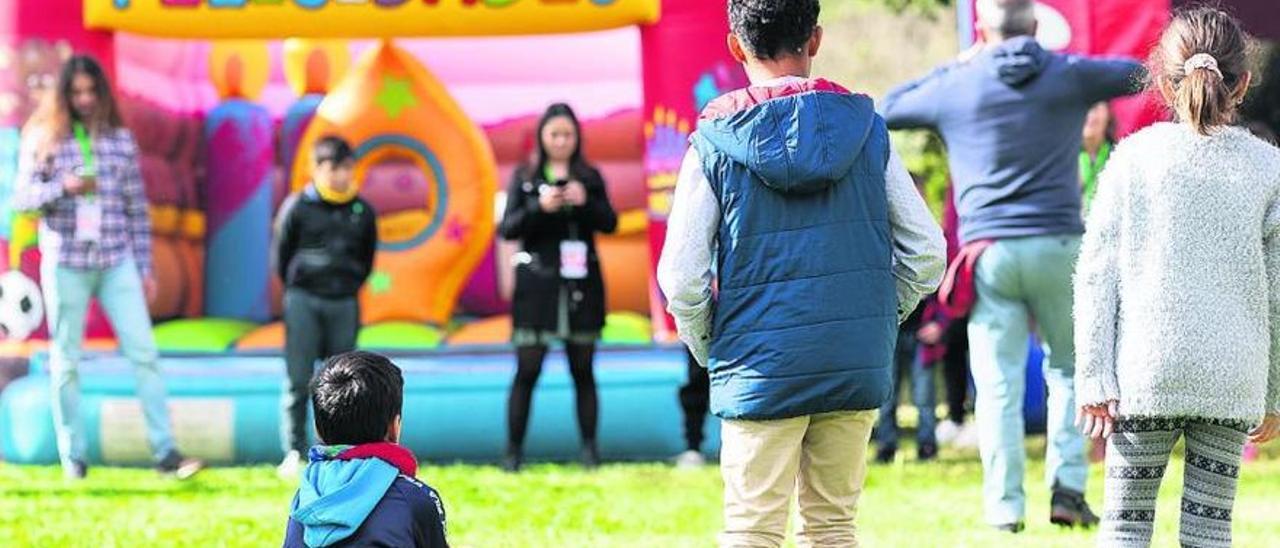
203, 41, 273, 323
640, 0, 746, 341
280, 39, 350, 189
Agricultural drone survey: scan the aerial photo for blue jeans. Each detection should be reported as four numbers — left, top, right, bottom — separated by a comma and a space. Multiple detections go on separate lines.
41, 258, 176, 468
968, 235, 1086, 525
876, 330, 937, 449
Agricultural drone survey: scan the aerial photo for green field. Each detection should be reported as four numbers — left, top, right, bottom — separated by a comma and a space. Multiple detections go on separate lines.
2, 439, 1278, 547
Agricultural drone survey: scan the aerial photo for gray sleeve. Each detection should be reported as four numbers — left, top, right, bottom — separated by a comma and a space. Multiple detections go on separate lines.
881, 66, 951, 130
885, 147, 946, 320
656, 148, 719, 368
1265, 181, 1280, 416
1074, 148, 1127, 406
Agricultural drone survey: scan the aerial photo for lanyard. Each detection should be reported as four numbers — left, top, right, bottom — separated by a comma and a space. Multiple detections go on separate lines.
1079, 140, 1111, 190
72, 122, 95, 174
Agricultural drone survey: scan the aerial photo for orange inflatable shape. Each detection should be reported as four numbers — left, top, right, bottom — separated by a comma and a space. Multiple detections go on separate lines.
447, 315, 513, 347
291, 40, 497, 326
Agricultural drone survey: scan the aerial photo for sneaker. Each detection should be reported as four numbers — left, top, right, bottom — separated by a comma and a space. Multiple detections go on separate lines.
581, 442, 601, 469
502, 446, 523, 473
955, 422, 981, 449
277, 450, 304, 481
917, 442, 938, 462
1050, 483, 1100, 528
993, 521, 1026, 534
935, 420, 962, 446
675, 450, 706, 469
64, 460, 88, 480
157, 451, 205, 480
874, 445, 896, 464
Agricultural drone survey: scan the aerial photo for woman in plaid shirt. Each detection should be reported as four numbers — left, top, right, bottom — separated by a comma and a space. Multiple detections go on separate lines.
13, 55, 202, 480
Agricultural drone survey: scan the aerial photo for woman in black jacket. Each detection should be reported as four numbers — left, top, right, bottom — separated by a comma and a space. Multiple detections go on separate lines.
499, 103, 618, 471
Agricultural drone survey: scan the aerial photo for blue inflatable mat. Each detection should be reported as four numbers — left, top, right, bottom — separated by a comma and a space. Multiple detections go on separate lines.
1, 347, 720, 465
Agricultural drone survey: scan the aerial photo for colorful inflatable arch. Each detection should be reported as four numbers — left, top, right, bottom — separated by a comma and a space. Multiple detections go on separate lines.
290, 40, 497, 326
0, 0, 743, 464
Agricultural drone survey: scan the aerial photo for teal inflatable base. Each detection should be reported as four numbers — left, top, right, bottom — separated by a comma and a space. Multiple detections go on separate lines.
0, 347, 719, 465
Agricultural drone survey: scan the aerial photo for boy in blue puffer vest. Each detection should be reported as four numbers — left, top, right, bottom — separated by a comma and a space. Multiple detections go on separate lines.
657, 1, 945, 545
283, 351, 448, 548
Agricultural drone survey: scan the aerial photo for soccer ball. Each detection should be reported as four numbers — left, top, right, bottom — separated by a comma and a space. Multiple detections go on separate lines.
0, 271, 44, 341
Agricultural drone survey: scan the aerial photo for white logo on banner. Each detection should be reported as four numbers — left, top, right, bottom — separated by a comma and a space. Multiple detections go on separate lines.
1036, 4, 1073, 51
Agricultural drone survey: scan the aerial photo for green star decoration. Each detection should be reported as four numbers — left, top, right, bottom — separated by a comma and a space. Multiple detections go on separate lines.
375, 76, 417, 119
369, 270, 393, 295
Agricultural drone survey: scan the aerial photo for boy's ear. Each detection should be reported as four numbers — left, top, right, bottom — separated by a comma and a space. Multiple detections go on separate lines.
727, 33, 749, 64
808, 26, 824, 58
388, 415, 402, 444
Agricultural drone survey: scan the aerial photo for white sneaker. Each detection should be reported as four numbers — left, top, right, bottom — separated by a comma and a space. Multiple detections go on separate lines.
277, 450, 304, 481
935, 421, 962, 446
955, 423, 981, 449
674, 450, 706, 469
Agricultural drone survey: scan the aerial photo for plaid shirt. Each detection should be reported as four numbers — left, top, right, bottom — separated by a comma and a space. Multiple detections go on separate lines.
12, 127, 152, 277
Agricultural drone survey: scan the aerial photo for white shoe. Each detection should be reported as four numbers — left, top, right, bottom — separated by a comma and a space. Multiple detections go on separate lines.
675, 450, 706, 469
935, 421, 962, 446
277, 450, 304, 481
955, 423, 981, 449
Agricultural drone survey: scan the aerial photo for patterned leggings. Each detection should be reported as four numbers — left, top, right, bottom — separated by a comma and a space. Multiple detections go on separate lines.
1101, 417, 1250, 548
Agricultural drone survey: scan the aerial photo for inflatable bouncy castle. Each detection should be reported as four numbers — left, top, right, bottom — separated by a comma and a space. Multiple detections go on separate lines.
0, 0, 747, 465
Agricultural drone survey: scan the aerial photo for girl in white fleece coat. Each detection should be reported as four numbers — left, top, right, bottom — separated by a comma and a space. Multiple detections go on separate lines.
1074, 8, 1280, 548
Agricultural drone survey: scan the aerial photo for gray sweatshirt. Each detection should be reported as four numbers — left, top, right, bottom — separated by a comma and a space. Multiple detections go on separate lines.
1075, 123, 1280, 421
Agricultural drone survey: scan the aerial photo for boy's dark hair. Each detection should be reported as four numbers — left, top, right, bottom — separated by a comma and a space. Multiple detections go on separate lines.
729, 0, 821, 60
313, 135, 355, 167
310, 351, 404, 445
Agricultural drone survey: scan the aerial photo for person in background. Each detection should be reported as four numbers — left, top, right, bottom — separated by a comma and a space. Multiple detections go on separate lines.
876, 174, 944, 464
1076, 9, 1280, 546
875, 303, 941, 463
283, 351, 448, 548
273, 136, 379, 480
933, 187, 977, 448
881, 0, 1145, 531
499, 103, 618, 472
13, 54, 203, 480
675, 348, 711, 469
1080, 101, 1117, 215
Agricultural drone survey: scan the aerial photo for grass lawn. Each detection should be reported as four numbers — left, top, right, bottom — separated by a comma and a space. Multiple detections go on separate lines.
2, 440, 1278, 547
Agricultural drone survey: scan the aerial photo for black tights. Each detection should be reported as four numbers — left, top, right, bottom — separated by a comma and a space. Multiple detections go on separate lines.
507, 343, 598, 450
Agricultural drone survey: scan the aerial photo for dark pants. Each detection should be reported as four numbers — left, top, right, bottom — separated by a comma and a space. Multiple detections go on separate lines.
943, 317, 971, 425
679, 350, 710, 452
507, 343, 599, 449
282, 288, 360, 454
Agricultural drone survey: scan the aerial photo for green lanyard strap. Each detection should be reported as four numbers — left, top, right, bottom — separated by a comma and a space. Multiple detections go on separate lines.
72, 122, 95, 174
1079, 140, 1111, 207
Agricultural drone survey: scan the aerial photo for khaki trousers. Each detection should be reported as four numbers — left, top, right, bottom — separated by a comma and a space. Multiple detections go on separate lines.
719, 410, 878, 548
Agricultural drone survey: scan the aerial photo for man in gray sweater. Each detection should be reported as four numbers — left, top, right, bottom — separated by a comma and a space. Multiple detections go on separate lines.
881, 0, 1144, 533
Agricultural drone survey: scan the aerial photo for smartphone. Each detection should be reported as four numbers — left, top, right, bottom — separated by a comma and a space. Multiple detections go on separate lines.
74, 166, 97, 193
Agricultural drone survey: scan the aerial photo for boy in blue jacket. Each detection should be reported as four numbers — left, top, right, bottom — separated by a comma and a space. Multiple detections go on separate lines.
657, 0, 945, 545
283, 351, 448, 548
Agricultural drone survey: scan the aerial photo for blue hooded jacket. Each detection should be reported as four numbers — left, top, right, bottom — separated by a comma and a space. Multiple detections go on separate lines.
691, 79, 896, 421
283, 445, 447, 548
881, 37, 1144, 243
